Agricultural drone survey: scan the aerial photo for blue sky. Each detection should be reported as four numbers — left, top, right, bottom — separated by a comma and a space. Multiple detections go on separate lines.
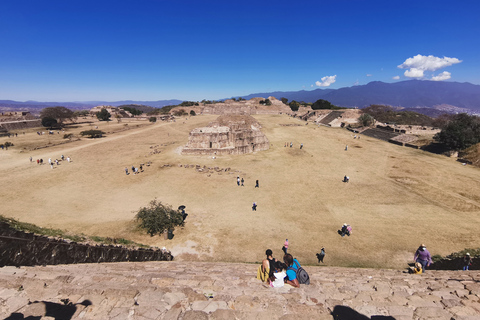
1, 0, 479, 102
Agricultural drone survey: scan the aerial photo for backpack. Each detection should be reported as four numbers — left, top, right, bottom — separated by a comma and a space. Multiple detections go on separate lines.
288, 260, 310, 285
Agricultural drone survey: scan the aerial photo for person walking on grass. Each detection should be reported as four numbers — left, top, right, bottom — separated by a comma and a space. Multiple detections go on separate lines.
282, 239, 289, 254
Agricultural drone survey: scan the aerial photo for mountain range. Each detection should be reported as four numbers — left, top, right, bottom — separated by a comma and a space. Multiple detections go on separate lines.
1, 80, 480, 115
235, 80, 480, 114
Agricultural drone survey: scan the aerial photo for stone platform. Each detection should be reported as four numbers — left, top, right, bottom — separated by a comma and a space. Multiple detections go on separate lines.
1, 261, 479, 319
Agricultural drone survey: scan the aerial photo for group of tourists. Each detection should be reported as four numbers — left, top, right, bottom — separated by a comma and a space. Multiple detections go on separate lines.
32, 154, 71, 168
412, 244, 474, 273
125, 164, 144, 175
256, 249, 310, 288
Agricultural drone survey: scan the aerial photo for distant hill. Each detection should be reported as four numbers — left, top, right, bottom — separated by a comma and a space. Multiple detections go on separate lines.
0, 100, 183, 114
2, 80, 480, 115
231, 80, 480, 113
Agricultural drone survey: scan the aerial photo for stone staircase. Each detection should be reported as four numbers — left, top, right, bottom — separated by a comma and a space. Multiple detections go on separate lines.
1, 262, 479, 319
316, 111, 344, 126
361, 128, 401, 142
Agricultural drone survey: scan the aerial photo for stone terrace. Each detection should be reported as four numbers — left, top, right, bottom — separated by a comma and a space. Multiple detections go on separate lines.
1, 262, 479, 319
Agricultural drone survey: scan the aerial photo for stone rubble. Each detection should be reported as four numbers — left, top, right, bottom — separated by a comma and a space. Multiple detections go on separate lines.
0, 261, 479, 319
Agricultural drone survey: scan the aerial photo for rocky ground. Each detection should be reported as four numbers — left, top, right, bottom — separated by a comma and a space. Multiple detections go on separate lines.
1, 261, 479, 319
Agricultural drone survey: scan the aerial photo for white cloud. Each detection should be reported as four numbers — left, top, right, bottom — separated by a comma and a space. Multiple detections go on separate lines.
366, 74, 372, 77
315, 75, 337, 87
398, 54, 461, 78
353, 80, 359, 86
431, 71, 451, 81
392, 75, 400, 80
404, 68, 425, 78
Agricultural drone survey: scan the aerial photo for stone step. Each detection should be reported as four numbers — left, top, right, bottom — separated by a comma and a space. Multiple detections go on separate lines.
1, 262, 479, 319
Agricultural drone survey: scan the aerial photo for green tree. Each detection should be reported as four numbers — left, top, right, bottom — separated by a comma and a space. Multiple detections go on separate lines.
190, 110, 196, 116
259, 99, 272, 106
311, 99, 337, 110
40, 106, 76, 124
149, 116, 157, 122
289, 101, 300, 111
358, 113, 375, 127
80, 129, 105, 138
135, 199, 185, 236
41, 117, 58, 128
281, 97, 288, 105
172, 109, 187, 116
121, 106, 143, 116
73, 110, 90, 117
434, 113, 480, 151
96, 108, 111, 121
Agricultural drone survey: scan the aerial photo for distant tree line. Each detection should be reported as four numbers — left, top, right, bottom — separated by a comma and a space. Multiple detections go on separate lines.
120, 106, 143, 116
362, 105, 435, 126
434, 113, 480, 151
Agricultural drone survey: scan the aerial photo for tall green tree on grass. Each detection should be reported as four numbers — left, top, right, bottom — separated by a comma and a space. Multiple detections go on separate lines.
135, 199, 184, 237
434, 113, 480, 151
40, 106, 76, 124
96, 108, 111, 121
358, 113, 375, 127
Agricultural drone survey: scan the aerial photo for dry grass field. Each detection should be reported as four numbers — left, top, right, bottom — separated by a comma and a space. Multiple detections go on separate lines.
1, 114, 479, 269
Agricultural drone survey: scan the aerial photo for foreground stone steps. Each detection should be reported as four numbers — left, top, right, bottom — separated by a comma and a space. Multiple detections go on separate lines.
0, 262, 479, 319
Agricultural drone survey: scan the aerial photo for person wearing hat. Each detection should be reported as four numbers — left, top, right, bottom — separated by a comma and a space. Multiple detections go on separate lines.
463, 253, 473, 271
409, 262, 423, 274
414, 244, 432, 272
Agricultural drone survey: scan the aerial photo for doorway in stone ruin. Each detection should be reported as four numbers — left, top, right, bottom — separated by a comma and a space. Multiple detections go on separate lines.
210, 142, 213, 148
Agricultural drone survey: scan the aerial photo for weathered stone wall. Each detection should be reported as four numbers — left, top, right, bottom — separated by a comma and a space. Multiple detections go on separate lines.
0, 119, 42, 131
182, 115, 269, 155
0, 222, 172, 267
172, 97, 291, 116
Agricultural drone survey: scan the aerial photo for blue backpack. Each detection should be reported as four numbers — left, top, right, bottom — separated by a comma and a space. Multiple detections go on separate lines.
288, 260, 310, 285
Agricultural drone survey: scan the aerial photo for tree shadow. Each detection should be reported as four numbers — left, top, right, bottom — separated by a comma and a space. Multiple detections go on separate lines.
331, 305, 396, 320
5, 299, 92, 320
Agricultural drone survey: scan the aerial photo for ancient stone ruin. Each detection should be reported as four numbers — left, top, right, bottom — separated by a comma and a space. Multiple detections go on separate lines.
182, 115, 269, 155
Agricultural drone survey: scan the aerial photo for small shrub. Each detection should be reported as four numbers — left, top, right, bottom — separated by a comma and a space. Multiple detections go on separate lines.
80, 130, 105, 138
135, 199, 184, 237
63, 133, 73, 139
149, 117, 157, 123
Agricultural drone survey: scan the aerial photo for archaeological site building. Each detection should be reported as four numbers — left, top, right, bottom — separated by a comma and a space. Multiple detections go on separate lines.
182, 115, 269, 155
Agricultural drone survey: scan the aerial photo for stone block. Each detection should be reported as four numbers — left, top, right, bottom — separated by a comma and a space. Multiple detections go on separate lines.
162, 303, 183, 320
151, 277, 175, 287
414, 306, 453, 319
182, 310, 209, 320
163, 292, 186, 306
441, 298, 462, 308
455, 289, 470, 298
133, 305, 163, 319
209, 309, 237, 320
450, 305, 480, 316
384, 305, 414, 317
5, 295, 29, 314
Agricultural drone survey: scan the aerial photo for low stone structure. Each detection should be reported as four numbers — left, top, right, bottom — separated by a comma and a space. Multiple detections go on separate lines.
89, 106, 132, 118
170, 97, 291, 116
182, 115, 269, 155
